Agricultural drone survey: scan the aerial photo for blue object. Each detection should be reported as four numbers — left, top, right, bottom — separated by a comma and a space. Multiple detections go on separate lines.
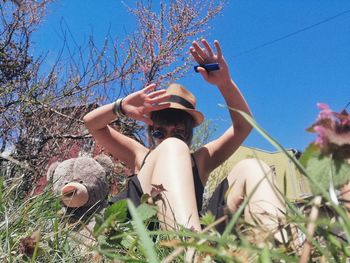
194, 63, 220, 73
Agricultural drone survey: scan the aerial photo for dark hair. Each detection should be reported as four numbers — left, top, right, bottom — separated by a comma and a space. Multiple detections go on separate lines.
148, 108, 195, 147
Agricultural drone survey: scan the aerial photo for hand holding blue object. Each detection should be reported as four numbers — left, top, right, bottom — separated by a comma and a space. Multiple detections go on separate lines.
194, 63, 220, 73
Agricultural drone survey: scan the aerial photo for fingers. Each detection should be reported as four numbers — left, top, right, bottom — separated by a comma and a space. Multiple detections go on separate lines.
197, 67, 209, 81
149, 95, 170, 106
142, 83, 157, 93
148, 89, 168, 99
141, 103, 170, 124
148, 102, 171, 112
190, 46, 203, 63
144, 88, 171, 112
147, 89, 171, 108
191, 41, 207, 61
143, 84, 171, 103
214, 40, 223, 59
190, 39, 220, 64
201, 39, 214, 57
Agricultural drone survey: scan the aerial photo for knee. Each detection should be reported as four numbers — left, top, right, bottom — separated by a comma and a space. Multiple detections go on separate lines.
228, 158, 272, 181
156, 137, 190, 155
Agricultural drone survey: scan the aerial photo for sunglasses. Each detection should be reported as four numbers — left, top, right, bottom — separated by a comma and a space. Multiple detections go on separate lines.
151, 129, 186, 141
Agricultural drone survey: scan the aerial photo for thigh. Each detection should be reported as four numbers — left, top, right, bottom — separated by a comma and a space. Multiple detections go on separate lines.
137, 138, 192, 194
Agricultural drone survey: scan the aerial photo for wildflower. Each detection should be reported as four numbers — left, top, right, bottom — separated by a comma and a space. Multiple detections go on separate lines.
308, 103, 350, 159
150, 183, 167, 201
19, 231, 40, 257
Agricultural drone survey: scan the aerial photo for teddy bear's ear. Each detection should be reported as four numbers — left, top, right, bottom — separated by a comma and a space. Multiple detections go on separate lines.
94, 154, 114, 175
46, 161, 60, 182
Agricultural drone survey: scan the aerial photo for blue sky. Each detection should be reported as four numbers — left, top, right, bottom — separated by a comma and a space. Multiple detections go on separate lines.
33, 1, 350, 152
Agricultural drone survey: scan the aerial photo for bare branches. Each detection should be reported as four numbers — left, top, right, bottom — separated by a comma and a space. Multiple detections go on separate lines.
119, 0, 225, 88
0, 0, 225, 194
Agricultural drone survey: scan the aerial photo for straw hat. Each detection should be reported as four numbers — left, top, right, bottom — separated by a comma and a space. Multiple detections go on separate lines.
164, 83, 204, 126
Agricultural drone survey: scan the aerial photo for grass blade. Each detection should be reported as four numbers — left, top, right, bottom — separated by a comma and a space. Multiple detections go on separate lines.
127, 200, 159, 263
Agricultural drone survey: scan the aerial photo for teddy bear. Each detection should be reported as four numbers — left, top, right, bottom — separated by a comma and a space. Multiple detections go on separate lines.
47, 154, 114, 221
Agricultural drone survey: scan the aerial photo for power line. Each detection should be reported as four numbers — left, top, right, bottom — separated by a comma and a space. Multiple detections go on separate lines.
234, 8, 350, 58
344, 101, 350, 111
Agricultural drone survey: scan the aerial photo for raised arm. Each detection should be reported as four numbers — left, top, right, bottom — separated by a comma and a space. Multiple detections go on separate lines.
83, 84, 170, 171
190, 39, 253, 179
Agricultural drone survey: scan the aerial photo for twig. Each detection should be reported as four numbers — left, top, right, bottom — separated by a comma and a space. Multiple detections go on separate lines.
0, 153, 37, 175
299, 196, 322, 263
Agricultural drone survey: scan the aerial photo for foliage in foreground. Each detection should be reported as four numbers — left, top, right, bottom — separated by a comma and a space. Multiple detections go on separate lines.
0, 175, 298, 263
1, 102, 350, 262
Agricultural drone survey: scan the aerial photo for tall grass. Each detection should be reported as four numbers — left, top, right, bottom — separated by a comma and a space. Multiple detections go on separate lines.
0, 175, 87, 262
1, 110, 350, 262
0, 173, 298, 262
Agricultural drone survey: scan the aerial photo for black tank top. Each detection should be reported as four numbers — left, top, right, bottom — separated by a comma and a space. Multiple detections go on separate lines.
191, 154, 204, 211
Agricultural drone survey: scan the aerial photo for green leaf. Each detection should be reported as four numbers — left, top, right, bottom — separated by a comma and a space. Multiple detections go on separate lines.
200, 211, 215, 226
300, 143, 319, 167
93, 200, 128, 236
259, 246, 272, 263
333, 159, 350, 187
304, 152, 331, 194
93, 214, 104, 234
329, 234, 341, 249
342, 243, 350, 257
304, 151, 350, 194
104, 199, 128, 222
135, 203, 157, 222
140, 193, 151, 204
127, 200, 159, 263
120, 234, 137, 249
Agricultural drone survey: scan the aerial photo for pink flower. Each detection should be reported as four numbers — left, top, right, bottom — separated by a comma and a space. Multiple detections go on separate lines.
316, 103, 333, 119
313, 125, 327, 147
322, 127, 350, 146
140, 64, 150, 73
309, 103, 350, 157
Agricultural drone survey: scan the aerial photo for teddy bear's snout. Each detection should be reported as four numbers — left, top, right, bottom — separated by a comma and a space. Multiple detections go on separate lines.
62, 185, 77, 197
61, 182, 89, 208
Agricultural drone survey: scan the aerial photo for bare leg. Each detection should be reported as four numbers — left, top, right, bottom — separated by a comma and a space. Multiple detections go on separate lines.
137, 138, 201, 231
226, 158, 287, 242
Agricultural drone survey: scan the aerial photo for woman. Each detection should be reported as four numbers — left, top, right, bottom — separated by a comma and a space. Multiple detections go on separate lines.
83, 39, 286, 238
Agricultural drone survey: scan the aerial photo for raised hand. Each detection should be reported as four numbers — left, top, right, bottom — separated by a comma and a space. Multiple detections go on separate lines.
190, 39, 231, 87
122, 83, 171, 125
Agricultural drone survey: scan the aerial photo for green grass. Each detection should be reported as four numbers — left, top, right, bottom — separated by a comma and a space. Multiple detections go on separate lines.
1, 112, 350, 262
2, 172, 347, 263
0, 176, 87, 262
